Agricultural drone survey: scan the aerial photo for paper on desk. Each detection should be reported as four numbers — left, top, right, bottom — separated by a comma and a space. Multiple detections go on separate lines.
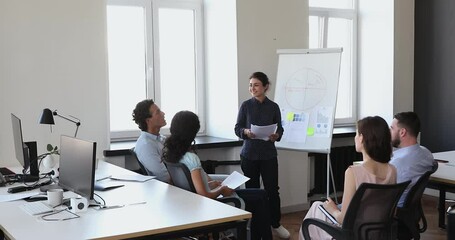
0, 191, 39, 203
110, 174, 155, 182
222, 171, 250, 189
251, 124, 277, 141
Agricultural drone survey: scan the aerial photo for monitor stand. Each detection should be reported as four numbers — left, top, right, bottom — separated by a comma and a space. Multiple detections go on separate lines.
14, 174, 40, 182
25, 141, 39, 177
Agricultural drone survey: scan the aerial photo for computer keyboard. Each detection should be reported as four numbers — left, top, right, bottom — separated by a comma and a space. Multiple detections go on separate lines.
20, 201, 54, 215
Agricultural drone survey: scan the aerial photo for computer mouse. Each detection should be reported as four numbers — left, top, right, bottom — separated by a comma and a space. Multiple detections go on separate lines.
24, 195, 48, 202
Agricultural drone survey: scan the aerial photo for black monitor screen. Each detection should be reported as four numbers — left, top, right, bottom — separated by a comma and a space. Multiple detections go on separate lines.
58, 135, 96, 200
11, 113, 29, 170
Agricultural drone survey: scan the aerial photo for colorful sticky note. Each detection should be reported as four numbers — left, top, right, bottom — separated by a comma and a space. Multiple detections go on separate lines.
286, 112, 295, 121
307, 127, 315, 136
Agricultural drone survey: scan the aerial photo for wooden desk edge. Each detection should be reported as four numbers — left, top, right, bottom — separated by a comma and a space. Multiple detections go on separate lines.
430, 176, 455, 185
92, 213, 252, 240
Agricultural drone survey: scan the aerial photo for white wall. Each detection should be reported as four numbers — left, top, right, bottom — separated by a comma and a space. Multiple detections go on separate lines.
0, 0, 109, 167
236, 0, 309, 103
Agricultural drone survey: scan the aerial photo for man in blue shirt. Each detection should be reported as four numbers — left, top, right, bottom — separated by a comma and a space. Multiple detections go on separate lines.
389, 111, 435, 207
133, 99, 170, 182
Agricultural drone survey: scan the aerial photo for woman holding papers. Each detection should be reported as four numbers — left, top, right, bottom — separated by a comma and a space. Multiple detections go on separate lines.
299, 116, 397, 240
163, 111, 272, 240
234, 71, 289, 239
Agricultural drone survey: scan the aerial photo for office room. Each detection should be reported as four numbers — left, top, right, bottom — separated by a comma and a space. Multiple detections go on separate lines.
1, 0, 454, 239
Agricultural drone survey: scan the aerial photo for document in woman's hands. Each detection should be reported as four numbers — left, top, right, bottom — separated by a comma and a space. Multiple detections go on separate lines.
251, 124, 277, 140
221, 171, 250, 189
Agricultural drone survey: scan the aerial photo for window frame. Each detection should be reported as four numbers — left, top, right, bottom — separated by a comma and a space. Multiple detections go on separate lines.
309, 5, 358, 126
107, 0, 205, 141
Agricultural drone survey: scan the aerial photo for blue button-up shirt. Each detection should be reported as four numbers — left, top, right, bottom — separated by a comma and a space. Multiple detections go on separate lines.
390, 144, 434, 207
234, 97, 283, 160
134, 131, 170, 182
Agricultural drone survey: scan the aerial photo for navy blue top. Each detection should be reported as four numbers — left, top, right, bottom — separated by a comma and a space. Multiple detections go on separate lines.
234, 97, 284, 160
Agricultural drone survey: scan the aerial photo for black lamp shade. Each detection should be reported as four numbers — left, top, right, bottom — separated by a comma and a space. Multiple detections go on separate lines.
39, 108, 55, 125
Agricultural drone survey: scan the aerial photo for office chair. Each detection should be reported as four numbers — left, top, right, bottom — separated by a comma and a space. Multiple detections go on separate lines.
163, 161, 242, 208
164, 161, 243, 240
128, 148, 148, 176
395, 168, 436, 240
302, 181, 410, 240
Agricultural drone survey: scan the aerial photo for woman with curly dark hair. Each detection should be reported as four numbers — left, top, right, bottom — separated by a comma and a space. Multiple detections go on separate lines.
163, 111, 272, 240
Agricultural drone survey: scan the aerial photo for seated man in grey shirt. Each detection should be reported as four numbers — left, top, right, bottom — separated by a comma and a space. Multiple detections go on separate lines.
389, 111, 435, 207
133, 99, 229, 185
133, 99, 170, 183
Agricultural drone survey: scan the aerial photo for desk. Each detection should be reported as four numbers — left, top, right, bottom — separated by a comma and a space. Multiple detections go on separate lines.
428, 150, 455, 229
0, 161, 251, 240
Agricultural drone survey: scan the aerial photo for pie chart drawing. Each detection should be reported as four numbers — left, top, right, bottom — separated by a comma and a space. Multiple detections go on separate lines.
284, 68, 327, 111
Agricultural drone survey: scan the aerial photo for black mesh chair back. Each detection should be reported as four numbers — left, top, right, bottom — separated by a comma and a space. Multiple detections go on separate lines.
396, 161, 438, 239
302, 181, 410, 240
164, 161, 197, 193
128, 148, 149, 176
344, 181, 410, 240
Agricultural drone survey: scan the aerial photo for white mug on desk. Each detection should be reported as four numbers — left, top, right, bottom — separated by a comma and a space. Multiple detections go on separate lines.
47, 189, 63, 207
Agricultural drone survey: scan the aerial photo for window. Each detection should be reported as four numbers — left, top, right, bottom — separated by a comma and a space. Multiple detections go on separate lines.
106, 0, 204, 141
309, 0, 357, 125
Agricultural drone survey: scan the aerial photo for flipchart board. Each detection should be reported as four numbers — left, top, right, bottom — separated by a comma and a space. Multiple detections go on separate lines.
274, 48, 342, 154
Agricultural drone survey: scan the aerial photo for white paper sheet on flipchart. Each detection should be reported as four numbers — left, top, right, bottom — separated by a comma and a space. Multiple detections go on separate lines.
251, 124, 277, 141
0, 191, 40, 203
221, 171, 250, 189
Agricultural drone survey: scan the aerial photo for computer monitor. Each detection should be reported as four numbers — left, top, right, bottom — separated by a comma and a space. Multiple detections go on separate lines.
11, 113, 39, 180
58, 135, 96, 200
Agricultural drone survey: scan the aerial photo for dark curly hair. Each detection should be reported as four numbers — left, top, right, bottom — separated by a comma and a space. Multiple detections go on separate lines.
162, 111, 200, 163
357, 116, 392, 163
132, 99, 154, 131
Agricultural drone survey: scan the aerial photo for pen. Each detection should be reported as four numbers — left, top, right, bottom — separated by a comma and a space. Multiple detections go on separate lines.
96, 175, 112, 181
98, 201, 146, 210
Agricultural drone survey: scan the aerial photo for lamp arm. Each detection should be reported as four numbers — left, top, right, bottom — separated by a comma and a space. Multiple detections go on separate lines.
74, 125, 80, 138
54, 112, 80, 125
53, 111, 81, 137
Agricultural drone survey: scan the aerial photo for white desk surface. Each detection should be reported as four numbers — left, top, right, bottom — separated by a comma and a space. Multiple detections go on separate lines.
0, 161, 251, 240
432, 150, 455, 184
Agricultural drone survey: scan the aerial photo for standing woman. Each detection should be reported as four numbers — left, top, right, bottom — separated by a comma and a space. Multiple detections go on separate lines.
234, 72, 290, 238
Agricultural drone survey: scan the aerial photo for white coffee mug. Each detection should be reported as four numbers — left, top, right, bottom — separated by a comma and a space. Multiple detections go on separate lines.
47, 189, 64, 207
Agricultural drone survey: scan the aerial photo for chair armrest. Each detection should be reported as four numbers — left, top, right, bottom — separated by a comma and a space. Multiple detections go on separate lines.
302, 218, 345, 240
217, 196, 244, 209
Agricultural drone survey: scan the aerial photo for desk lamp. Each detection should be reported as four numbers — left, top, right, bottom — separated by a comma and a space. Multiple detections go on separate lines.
39, 108, 81, 137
